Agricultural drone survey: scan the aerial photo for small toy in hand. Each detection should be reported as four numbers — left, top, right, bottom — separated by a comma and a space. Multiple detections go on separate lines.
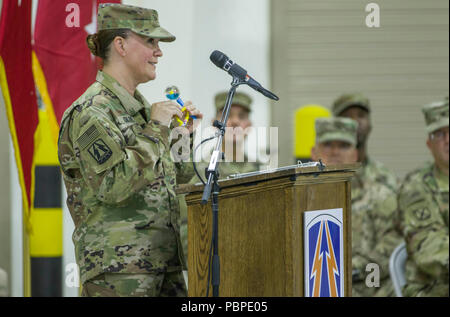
165, 86, 196, 127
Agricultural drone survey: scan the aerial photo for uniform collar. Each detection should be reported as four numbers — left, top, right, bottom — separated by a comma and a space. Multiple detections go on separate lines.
361, 156, 371, 168
354, 156, 370, 178
433, 164, 449, 190
352, 156, 371, 190
96, 70, 145, 116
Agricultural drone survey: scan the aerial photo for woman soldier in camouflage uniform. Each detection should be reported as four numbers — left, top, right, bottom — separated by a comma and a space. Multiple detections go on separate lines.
58, 3, 202, 297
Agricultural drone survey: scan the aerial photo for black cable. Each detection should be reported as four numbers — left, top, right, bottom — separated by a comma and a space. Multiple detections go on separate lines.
193, 135, 217, 186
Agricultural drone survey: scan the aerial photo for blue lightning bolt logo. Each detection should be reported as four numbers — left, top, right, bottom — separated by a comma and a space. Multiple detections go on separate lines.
309, 220, 340, 297
310, 221, 324, 297
325, 221, 339, 297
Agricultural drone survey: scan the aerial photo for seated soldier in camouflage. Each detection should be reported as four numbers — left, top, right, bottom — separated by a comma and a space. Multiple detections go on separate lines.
311, 117, 401, 297
190, 91, 261, 183
332, 93, 398, 192
179, 92, 260, 266
397, 99, 449, 297
58, 4, 202, 297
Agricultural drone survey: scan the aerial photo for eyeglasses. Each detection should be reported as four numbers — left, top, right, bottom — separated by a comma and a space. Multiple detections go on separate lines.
430, 128, 449, 141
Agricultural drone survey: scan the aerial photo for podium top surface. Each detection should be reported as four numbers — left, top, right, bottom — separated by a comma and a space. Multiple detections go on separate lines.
176, 162, 360, 195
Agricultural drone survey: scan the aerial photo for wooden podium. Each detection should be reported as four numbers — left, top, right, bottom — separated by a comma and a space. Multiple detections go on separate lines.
177, 163, 359, 297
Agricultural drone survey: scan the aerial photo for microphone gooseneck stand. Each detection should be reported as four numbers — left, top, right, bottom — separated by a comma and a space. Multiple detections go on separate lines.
201, 77, 244, 297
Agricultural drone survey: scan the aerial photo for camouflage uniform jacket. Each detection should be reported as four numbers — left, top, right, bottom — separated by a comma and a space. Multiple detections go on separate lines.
397, 162, 449, 297
58, 71, 192, 284
351, 159, 401, 297
357, 157, 398, 193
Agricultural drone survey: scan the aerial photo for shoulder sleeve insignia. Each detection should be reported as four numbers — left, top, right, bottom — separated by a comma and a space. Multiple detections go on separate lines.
414, 207, 431, 221
76, 121, 125, 174
87, 139, 113, 164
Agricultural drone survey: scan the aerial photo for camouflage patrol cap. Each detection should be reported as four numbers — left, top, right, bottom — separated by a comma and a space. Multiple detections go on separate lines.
315, 117, 358, 146
215, 91, 252, 113
422, 98, 449, 134
332, 93, 370, 116
97, 3, 175, 42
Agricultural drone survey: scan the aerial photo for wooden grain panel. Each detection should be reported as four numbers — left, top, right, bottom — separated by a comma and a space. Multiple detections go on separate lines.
293, 181, 351, 296
185, 165, 356, 297
188, 186, 290, 296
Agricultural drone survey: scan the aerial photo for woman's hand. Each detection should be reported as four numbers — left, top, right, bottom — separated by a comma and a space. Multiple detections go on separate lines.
150, 100, 184, 126
182, 101, 203, 134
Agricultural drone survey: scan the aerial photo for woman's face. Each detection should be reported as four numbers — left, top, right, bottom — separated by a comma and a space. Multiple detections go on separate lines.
122, 32, 163, 83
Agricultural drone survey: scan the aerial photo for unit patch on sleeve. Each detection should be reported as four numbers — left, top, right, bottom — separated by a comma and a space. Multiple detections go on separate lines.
88, 139, 113, 164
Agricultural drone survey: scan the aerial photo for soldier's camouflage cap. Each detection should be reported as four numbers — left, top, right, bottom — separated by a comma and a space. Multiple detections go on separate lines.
315, 117, 358, 146
422, 98, 449, 134
97, 3, 175, 42
215, 91, 252, 113
332, 93, 370, 116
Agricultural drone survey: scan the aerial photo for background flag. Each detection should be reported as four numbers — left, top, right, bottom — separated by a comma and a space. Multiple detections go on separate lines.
0, 0, 39, 297
0, 0, 38, 230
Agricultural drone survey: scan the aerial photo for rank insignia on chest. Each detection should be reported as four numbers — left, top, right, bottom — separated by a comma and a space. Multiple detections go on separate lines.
88, 139, 113, 164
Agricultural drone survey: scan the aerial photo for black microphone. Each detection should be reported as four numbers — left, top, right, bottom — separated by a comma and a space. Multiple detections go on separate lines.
210, 50, 279, 101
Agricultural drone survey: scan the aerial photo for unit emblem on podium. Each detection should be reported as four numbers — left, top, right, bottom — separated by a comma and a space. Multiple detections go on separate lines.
304, 209, 344, 297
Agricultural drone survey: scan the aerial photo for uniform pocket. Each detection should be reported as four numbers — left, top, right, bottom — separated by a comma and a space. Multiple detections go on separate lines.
82, 274, 119, 297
